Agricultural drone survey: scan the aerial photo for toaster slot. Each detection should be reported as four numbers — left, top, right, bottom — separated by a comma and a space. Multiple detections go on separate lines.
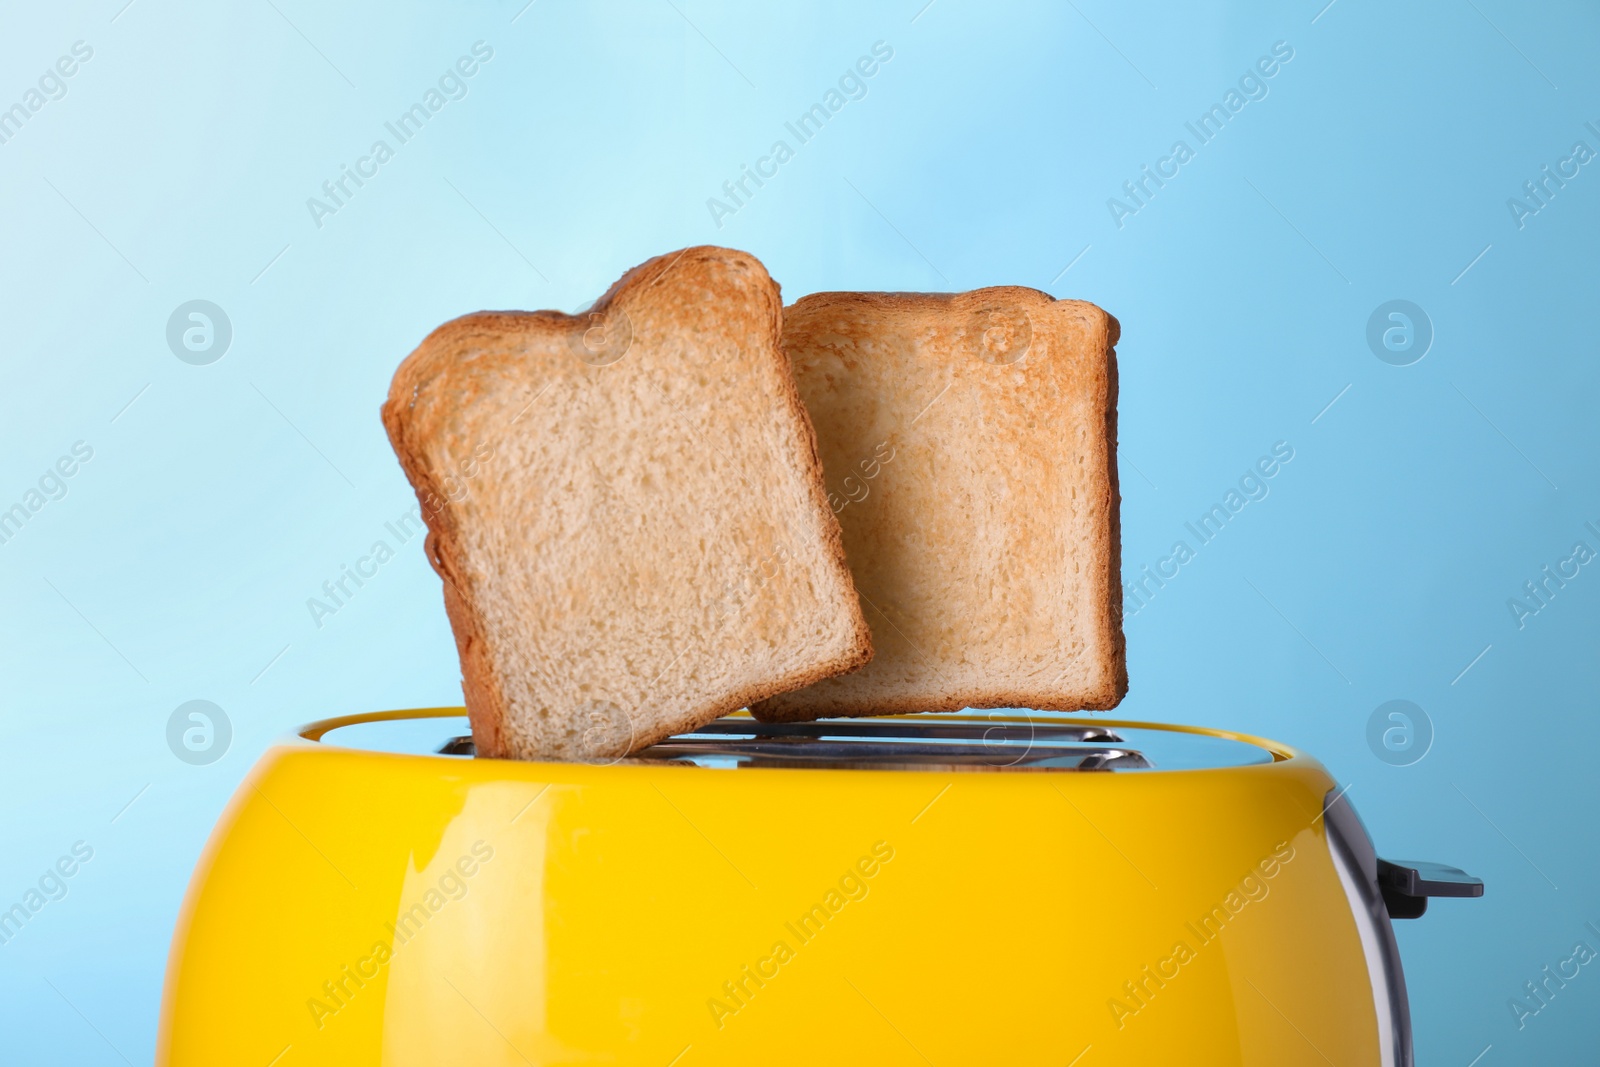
640, 717, 1149, 770
424, 716, 1277, 771
682, 719, 1125, 744
437, 717, 1138, 769
633, 739, 1150, 771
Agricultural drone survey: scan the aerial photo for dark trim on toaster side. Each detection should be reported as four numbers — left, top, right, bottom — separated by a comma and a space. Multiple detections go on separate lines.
1323, 788, 1413, 1067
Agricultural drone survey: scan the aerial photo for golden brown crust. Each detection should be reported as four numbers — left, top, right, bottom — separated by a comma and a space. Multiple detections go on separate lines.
381, 246, 870, 759
1098, 308, 1128, 709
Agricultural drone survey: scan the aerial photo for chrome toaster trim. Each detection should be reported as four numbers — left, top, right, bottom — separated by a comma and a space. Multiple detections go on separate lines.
1323, 788, 1411, 1067
438, 717, 1154, 771
636, 718, 1148, 770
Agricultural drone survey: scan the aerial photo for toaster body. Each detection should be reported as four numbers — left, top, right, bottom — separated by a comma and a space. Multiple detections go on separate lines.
156, 710, 1472, 1065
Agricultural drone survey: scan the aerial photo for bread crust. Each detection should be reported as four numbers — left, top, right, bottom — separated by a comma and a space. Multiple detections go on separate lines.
382, 246, 870, 759
751, 287, 1125, 721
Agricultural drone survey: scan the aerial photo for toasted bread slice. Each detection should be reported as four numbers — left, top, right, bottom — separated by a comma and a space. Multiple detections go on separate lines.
750, 288, 1124, 721
383, 247, 872, 760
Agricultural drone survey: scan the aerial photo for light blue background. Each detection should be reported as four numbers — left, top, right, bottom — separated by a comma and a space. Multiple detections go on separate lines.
2, 0, 1596, 1062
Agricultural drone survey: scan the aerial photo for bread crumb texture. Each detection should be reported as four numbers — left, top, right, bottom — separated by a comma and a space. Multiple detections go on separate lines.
752, 287, 1125, 721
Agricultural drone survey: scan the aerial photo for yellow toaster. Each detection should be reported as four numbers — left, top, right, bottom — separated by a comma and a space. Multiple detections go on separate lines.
155, 709, 1480, 1065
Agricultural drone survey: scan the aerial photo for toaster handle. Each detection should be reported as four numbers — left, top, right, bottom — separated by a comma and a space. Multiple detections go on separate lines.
1376, 858, 1484, 919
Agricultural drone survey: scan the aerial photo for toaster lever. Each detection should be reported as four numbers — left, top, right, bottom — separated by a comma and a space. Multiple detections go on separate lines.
1376, 858, 1484, 920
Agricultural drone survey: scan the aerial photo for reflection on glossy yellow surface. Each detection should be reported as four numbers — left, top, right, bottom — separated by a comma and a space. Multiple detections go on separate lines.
157, 710, 1381, 1065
